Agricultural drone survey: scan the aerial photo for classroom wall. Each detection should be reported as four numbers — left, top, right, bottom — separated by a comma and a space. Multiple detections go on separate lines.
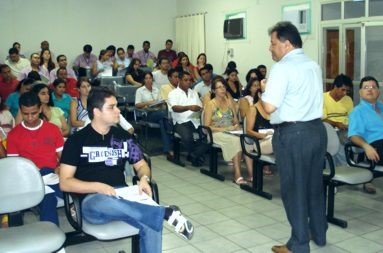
176, 0, 320, 82
0, 0, 177, 64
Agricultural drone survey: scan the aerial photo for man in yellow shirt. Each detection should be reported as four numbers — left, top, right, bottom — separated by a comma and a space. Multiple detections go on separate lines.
160, 68, 179, 100
323, 74, 353, 130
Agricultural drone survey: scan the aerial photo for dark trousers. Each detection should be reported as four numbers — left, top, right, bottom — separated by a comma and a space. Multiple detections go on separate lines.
39, 168, 63, 226
174, 121, 209, 157
272, 119, 327, 253
370, 139, 383, 166
146, 110, 172, 152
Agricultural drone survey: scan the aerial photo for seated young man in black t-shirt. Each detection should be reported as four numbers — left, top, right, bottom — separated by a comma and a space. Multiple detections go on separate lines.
59, 87, 193, 253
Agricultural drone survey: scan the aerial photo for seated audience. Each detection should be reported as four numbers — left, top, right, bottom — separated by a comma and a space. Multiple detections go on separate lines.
160, 68, 179, 100
69, 77, 91, 133
244, 81, 273, 175
348, 76, 383, 194
157, 39, 177, 63
5, 78, 34, 117
125, 58, 144, 86
176, 53, 198, 83
257, 64, 267, 79
10, 42, 26, 58
55, 67, 78, 98
167, 71, 209, 166
18, 53, 49, 81
106, 45, 116, 62
70, 77, 134, 134
222, 61, 237, 79
135, 72, 172, 158
92, 49, 116, 79
39, 49, 56, 74
7, 91, 64, 225
152, 57, 170, 90
225, 68, 242, 101
323, 74, 353, 131
15, 83, 70, 137
172, 52, 185, 68
4, 47, 30, 77
136, 40, 157, 69
193, 65, 212, 100
204, 77, 252, 184
195, 53, 207, 73
245, 68, 260, 83
73, 44, 98, 75
51, 79, 72, 119
0, 96, 15, 138
116, 47, 131, 76
239, 70, 263, 119
126, 44, 136, 61
59, 87, 194, 253
0, 64, 19, 102
49, 54, 77, 83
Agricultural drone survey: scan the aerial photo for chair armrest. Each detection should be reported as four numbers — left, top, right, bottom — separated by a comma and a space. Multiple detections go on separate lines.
240, 134, 261, 160
344, 142, 375, 169
324, 152, 335, 180
63, 192, 83, 231
198, 125, 213, 145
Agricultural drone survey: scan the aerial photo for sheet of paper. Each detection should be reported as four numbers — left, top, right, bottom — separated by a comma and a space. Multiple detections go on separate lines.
44, 185, 55, 194
115, 185, 158, 206
148, 100, 166, 107
225, 130, 243, 135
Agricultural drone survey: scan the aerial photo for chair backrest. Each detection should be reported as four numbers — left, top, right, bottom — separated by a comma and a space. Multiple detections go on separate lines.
323, 122, 340, 156
115, 85, 140, 104
100, 76, 124, 92
0, 157, 44, 213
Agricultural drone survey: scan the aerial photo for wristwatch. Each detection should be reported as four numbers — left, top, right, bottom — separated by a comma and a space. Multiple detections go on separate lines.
141, 175, 150, 183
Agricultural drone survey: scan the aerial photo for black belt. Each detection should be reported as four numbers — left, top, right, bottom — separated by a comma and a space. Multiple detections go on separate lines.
272, 118, 320, 129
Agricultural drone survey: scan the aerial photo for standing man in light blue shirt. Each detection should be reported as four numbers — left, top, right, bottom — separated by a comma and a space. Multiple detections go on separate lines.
261, 21, 327, 253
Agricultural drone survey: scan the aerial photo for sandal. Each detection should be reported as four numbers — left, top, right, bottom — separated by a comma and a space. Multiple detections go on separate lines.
246, 177, 253, 183
263, 167, 273, 176
233, 176, 247, 185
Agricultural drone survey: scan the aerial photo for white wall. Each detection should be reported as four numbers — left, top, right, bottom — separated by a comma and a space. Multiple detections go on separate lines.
0, 0, 177, 64
176, 0, 320, 82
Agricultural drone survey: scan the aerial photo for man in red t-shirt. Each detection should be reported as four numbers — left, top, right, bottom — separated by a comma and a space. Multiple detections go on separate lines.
0, 64, 18, 102
7, 91, 64, 225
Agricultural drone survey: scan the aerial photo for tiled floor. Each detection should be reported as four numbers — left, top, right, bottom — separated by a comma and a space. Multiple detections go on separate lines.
36, 155, 383, 252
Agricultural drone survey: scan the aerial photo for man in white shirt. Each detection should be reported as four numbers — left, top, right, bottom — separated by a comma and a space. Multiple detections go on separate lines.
4, 47, 30, 78
193, 65, 212, 99
152, 57, 170, 90
167, 71, 209, 166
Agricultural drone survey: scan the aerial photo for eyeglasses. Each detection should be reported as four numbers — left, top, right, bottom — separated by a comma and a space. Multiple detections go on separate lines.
362, 85, 378, 90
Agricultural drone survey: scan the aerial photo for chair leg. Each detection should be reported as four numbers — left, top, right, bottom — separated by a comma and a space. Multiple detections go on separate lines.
326, 183, 347, 228
240, 160, 272, 200
131, 234, 140, 253
200, 148, 225, 181
167, 138, 185, 167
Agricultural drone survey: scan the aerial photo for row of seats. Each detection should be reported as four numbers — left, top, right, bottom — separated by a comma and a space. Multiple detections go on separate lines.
0, 154, 158, 253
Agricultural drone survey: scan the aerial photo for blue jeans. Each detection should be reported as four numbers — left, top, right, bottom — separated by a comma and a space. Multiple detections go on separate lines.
146, 110, 171, 152
39, 168, 63, 226
82, 193, 165, 253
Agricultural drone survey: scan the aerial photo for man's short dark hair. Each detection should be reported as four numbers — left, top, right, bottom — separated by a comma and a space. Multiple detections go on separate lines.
359, 76, 379, 89
257, 64, 266, 69
0, 64, 10, 72
166, 39, 173, 44
9, 47, 19, 55
158, 57, 169, 65
205, 63, 213, 72
12, 42, 20, 48
333, 74, 353, 89
179, 71, 191, 80
83, 44, 92, 53
198, 65, 210, 76
19, 91, 41, 108
27, 71, 41, 81
56, 54, 66, 62
52, 78, 66, 88
117, 47, 124, 53
87, 86, 116, 120
143, 41, 150, 46
106, 45, 116, 52
168, 68, 179, 78
127, 44, 134, 50
269, 21, 302, 48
